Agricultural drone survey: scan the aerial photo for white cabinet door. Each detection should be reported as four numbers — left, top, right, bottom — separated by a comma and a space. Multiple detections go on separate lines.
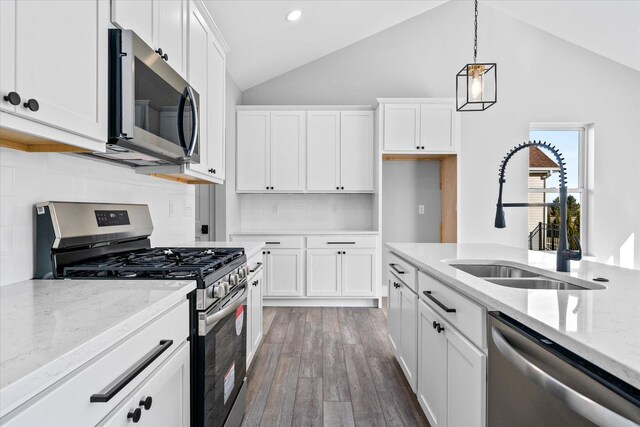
247, 269, 263, 366
445, 321, 486, 427
306, 249, 341, 296
418, 300, 447, 427
6, 0, 107, 141
398, 283, 418, 392
265, 249, 302, 297
157, 0, 187, 78
340, 111, 374, 191
206, 35, 226, 180
383, 104, 420, 151
237, 111, 270, 191
341, 249, 375, 297
111, 0, 154, 49
270, 111, 305, 191
306, 111, 340, 191
420, 105, 454, 152
187, 3, 209, 175
387, 277, 401, 354
100, 342, 190, 427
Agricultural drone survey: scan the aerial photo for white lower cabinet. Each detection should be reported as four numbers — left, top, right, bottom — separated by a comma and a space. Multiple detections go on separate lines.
306, 248, 376, 297
387, 274, 401, 353
264, 249, 303, 297
387, 272, 418, 391
247, 267, 264, 367
99, 342, 190, 427
418, 299, 486, 427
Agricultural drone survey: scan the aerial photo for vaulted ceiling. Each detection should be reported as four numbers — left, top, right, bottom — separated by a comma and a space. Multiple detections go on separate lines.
205, 0, 640, 91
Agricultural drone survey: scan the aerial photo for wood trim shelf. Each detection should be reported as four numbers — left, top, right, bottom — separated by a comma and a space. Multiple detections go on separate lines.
0, 128, 89, 153
382, 153, 454, 162
148, 173, 211, 185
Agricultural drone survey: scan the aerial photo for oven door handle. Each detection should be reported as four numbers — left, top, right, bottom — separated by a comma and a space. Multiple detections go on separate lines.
491, 327, 638, 427
205, 286, 248, 328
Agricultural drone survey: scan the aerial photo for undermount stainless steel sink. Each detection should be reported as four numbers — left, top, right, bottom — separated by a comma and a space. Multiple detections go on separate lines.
449, 261, 606, 290
449, 264, 539, 278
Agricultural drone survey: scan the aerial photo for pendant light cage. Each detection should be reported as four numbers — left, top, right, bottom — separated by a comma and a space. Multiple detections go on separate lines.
456, 0, 497, 111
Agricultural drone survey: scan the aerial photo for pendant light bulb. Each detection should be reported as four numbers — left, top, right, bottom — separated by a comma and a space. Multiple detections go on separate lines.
469, 66, 484, 101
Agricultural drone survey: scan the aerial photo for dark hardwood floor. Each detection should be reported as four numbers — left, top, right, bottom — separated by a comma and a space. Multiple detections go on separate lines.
242, 302, 429, 427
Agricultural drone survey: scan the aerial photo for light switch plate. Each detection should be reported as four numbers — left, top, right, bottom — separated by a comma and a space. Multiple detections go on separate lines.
419, 205, 425, 215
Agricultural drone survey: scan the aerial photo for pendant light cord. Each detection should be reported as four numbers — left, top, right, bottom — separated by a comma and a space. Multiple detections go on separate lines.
473, 0, 478, 63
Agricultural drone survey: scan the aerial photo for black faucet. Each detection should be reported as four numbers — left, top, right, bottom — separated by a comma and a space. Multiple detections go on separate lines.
495, 141, 582, 272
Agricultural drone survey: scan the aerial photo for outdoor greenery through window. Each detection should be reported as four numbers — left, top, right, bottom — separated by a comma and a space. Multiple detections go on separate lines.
528, 128, 585, 252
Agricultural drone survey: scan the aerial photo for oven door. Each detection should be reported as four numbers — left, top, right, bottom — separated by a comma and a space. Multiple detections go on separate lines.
109, 29, 200, 164
196, 284, 248, 427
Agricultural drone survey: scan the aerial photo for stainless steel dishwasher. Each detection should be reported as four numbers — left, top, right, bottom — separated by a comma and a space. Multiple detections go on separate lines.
488, 312, 640, 426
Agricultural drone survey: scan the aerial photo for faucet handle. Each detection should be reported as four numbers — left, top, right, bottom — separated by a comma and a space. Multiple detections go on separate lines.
569, 235, 582, 261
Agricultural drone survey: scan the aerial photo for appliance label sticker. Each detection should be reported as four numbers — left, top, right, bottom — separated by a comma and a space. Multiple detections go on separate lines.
235, 306, 244, 335
224, 362, 235, 404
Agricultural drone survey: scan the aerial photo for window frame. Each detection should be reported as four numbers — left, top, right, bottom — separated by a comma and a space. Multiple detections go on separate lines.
528, 123, 590, 254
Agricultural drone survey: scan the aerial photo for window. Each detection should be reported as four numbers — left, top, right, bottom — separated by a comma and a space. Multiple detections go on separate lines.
527, 125, 588, 253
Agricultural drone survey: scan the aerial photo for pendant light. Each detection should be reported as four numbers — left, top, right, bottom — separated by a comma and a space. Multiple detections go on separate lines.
456, 0, 497, 111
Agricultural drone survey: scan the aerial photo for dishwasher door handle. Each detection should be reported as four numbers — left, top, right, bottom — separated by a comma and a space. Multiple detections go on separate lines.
491, 327, 638, 427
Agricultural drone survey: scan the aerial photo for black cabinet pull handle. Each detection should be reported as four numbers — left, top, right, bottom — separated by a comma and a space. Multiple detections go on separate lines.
341, 187, 344, 190
421, 146, 425, 149
393, 282, 400, 289
90, 340, 173, 403
250, 262, 263, 273
423, 291, 456, 313
128, 408, 142, 423
139, 396, 152, 410
416, 146, 420, 149
271, 186, 274, 190
336, 186, 339, 190
23, 99, 39, 111
327, 242, 355, 245
266, 186, 269, 190
162, 53, 169, 61
389, 263, 405, 275
265, 241, 280, 245
267, 251, 271, 254
3, 92, 20, 105
432, 321, 438, 329
436, 324, 444, 333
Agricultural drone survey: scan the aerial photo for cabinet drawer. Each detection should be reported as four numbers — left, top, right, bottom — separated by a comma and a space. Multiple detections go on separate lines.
1, 300, 190, 427
418, 271, 485, 348
231, 234, 303, 249
306, 235, 377, 248
388, 252, 417, 292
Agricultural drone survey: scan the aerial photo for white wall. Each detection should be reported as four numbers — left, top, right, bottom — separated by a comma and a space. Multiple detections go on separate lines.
242, 2, 640, 268
0, 148, 195, 285
215, 72, 243, 240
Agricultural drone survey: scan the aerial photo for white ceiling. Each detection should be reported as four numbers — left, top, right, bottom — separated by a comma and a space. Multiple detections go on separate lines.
484, 1, 640, 73
205, 0, 640, 91
204, 1, 447, 90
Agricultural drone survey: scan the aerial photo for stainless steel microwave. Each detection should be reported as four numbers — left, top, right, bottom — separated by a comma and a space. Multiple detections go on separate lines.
106, 29, 199, 165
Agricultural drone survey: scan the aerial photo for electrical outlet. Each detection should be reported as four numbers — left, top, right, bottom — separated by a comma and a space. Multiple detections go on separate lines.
169, 201, 175, 218
332, 204, 338, 214
184, 200, 194, 217
419, 205, 425, 215
273, 204, 279, 214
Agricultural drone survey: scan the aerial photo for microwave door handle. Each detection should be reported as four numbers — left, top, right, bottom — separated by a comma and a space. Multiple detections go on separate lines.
176, 88, 189, 156
185, 85, 198, 158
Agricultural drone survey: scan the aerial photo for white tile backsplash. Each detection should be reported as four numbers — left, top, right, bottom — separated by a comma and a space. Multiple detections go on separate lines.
0, 147, 195, 285
238, 193, 374, 232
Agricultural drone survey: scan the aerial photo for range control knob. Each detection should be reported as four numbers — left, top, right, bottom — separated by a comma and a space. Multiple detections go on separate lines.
238, 268, 247, 280
230, 274, 239, 287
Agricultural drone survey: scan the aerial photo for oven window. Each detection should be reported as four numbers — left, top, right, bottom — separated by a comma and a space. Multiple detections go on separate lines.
134, 58, 193, 148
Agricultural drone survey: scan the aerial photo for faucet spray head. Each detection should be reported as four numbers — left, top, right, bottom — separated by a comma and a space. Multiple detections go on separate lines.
494, 203, 506, 228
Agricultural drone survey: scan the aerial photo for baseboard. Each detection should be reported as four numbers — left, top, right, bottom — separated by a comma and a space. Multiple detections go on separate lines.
263, 298, 380, 307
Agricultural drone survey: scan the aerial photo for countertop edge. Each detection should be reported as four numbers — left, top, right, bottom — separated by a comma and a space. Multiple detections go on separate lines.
386, 243, 640, 390
0, 282, 196, 418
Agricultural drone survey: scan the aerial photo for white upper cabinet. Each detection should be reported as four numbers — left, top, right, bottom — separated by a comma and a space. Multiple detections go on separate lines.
340, 111, 374, 191
306, 111, 340, 191
237, 111, 269, 191
112, 0, 187, 78
270, 112, 305, 191
380, 99, 458, 154
236, 110, 305, 192
206, 35, 226, 180
0, 0, 108, 151
383, 104, 421, 151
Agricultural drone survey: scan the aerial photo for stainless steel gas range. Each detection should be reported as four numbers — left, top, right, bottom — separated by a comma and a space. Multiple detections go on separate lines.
35, 201, 248, 427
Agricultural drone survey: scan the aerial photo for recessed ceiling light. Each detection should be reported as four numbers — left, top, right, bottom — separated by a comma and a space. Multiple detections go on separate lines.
286, 9, 302, 22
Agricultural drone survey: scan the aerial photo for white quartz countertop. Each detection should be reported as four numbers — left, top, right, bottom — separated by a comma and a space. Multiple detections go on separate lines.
229, 230, 380, 236
176, 241, 265, 258
386, 243, 640, 389
0, 279, 195, 417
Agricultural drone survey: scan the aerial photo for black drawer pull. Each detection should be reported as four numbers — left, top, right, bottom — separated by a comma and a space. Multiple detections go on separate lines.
327, 242, 355, 245
423, 291, 456, 313
389, 263, 405, 274
265, 241, 280, 245
90, 339, 173, 403
250, 262, 263, 273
